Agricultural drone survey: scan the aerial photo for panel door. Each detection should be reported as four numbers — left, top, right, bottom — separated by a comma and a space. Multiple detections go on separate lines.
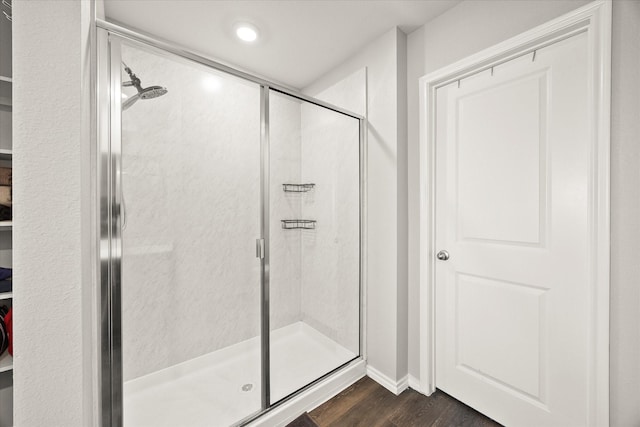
435, 32, 592, 426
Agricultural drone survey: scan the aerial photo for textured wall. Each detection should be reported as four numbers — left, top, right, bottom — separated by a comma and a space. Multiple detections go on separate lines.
12, 1, 94, 425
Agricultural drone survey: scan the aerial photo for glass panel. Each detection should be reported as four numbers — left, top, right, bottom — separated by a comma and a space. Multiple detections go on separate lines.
118, 41, 262, 426
269, 90, 360, 403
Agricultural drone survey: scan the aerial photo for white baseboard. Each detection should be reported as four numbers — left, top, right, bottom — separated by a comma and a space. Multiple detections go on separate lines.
366, 365, 409, 396
248, 359, 366, 427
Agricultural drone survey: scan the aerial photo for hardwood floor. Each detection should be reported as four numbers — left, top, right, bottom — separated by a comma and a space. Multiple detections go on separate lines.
305, 376, 502, 427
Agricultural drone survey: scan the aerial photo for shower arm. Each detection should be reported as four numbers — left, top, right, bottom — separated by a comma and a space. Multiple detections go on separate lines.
121, 61, 142, 111
122, 62, 143, 91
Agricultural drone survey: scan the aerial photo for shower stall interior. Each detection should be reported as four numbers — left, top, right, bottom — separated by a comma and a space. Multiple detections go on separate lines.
97, 22, 364, 427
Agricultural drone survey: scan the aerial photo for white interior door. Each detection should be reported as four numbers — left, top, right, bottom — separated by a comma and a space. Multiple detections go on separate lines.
434, 32, 593, 426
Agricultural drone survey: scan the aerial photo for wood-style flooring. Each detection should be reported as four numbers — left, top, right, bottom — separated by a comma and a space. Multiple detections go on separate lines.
301, 376, 502, 427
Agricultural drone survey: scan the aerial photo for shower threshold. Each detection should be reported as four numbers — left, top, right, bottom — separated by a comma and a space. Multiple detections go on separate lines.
123, 322, 356, 427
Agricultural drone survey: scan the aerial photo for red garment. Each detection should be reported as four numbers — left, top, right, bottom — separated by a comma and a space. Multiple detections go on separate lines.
4, 307, 11, 356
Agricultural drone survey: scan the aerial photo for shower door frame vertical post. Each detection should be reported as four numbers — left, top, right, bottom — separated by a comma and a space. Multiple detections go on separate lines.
260, 85, 271, 410
97, 28, 124, 427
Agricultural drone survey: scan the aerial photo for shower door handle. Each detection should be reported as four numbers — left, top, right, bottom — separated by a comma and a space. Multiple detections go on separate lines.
256, 238, 265, 259
121, 190, 127, 230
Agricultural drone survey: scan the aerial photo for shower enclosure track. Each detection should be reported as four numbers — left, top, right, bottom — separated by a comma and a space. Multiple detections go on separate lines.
96, 20, 364, 122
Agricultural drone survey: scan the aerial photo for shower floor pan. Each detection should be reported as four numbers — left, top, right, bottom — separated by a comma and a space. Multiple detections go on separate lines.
123, 322, 356, 427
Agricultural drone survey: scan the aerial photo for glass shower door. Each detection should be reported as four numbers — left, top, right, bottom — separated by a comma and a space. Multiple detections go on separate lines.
116, 40, 263, 427
268, 90, 361, 403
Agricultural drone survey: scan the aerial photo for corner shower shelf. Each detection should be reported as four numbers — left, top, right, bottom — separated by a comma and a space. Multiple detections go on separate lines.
0, 77, 11, 108
282, 183, 315, 193
281, 220, 316, 230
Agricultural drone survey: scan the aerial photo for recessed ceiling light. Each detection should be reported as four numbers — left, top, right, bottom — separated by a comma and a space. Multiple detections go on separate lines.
235, 23, 258, 43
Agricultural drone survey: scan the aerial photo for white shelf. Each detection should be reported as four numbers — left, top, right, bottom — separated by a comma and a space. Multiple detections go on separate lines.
0, 352, 12, 373
0, 221, 11, 229
0, 292, 10, 300
0, 78, 10, 108
0, 149, 11, 160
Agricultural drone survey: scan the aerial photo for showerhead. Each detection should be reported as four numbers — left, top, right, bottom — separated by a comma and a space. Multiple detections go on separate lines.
122, 62, 168, 111
139, 86, 168, 100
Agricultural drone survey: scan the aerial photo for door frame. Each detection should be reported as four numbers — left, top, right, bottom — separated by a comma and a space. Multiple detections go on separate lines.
417, 1, 611, 425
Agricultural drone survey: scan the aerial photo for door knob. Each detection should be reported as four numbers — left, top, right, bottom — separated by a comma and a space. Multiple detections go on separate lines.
436, 250, 450, 261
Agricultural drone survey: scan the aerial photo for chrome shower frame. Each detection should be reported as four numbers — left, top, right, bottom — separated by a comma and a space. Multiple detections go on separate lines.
96, 20, 367, 427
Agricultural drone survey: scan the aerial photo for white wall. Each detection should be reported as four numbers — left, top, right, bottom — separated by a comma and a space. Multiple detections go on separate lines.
305, 28, 409, 387
609, 1, 640, 424
406, 24, 424, 386
407, 1, 640, 425
13, 1, 94, 425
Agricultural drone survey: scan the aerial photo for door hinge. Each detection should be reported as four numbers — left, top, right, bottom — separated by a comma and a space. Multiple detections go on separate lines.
256, 238, 265, 259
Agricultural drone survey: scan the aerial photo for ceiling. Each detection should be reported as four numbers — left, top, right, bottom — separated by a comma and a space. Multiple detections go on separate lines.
103, 0, 462, 89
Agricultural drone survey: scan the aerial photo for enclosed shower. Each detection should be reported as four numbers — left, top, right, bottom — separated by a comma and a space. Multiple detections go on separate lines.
97, 22, 364, 427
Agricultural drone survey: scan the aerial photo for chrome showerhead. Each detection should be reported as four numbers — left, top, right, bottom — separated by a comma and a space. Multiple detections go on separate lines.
122, 62, 168, 111
139, 85, 168, 100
